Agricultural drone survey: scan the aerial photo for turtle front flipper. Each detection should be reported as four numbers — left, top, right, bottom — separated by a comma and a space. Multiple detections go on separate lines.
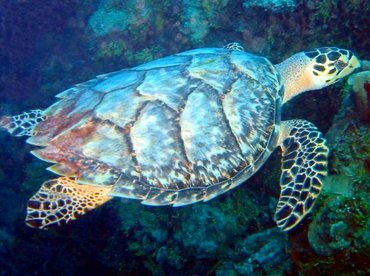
275, 120, 329, 231
26, 177, 112, 229
0, 109, 45, 137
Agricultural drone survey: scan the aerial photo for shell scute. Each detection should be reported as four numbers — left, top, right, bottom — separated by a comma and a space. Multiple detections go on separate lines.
135, 54, 190, 70
141, 188, 178, 206
130, 101, 192, 189
94, 86, 145, 129
187, 53, 233, 93
93, 70, 143, 92
136, 66, 194, 111
176, 48, 228, 56
230, 51, 281, 96
180, 85, 245, 185
223, 76, 275, 163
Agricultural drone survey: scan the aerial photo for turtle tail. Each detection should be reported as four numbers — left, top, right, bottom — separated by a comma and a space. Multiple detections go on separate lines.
0, 109, 45, 137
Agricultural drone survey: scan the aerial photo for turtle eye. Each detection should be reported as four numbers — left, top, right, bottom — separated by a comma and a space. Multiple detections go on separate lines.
334, 60, 347, 71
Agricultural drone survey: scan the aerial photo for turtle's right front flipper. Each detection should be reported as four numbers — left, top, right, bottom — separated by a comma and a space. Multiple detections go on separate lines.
0, 109, 45, 137
275, 120, 329, 231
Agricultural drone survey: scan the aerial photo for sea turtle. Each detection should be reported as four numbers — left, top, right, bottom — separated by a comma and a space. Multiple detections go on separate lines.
0, 44, 360, 231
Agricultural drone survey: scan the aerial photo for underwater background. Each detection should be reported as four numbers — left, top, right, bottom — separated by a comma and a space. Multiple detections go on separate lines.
0, 0, 369, 275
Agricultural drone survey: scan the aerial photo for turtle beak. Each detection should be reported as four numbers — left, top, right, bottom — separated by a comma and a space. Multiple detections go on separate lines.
351, 55, 361, 71
349, 59, 369, 75
342, 54, 361, 77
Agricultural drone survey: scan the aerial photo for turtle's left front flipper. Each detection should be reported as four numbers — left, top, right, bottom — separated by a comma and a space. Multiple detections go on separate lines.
275, 120, 329, 231
0, 109, 45, 137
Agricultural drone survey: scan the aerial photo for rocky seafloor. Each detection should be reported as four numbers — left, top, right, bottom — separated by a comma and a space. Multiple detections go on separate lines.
0, 0, 369, 274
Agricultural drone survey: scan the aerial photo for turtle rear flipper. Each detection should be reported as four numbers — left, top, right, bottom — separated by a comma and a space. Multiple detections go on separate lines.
26, 177, 112, 229
0, 109, 45, 137
275, 120, 329, 231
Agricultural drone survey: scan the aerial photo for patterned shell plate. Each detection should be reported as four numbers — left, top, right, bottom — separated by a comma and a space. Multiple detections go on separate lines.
29, 48, 282, 202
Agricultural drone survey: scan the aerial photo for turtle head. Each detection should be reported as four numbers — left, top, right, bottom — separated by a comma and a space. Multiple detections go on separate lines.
277, 47, 361, 104
304, 47, 361, 87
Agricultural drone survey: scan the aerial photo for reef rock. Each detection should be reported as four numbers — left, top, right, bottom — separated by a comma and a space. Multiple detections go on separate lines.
308, 192, 370, 257
182, 0, 230, 44
88, 0, 153, 37
216, 228, 291, 275
347, 71, 370, 122
307, 70, 370, 258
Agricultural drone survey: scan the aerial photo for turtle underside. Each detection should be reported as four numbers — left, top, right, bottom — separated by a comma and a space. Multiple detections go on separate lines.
29, 48, 282, 205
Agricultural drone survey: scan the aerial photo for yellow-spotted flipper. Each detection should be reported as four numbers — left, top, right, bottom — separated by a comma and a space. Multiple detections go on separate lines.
26, 177, 112, 229
275, 120, 329, 231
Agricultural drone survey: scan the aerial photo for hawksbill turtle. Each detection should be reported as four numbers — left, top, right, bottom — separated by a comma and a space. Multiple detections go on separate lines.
0, 44, 360, 230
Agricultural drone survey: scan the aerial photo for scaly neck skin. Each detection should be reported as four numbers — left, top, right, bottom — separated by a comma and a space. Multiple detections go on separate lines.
276, 48, 361, 105
276, 53, 317, 105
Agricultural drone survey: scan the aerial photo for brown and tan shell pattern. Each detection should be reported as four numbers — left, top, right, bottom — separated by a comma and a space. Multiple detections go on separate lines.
29, 48, 282, 206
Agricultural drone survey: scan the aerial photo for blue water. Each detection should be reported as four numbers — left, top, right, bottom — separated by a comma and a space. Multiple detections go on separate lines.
0, 1, 369, 274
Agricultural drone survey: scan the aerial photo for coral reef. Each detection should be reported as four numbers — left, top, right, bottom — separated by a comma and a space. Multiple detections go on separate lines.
305, 73, 370, 273
108, 188, 277, 274
243, 0, 297, 13
347, 71, 370, 122
88, 0, 153, 37
308, 194, 370, 256
88, 8, 129, 37
181, 0, 229, 44
0, 0, 369, 274
86, 0, 173, 66
325, 72, 370, 190
216, 228, 291, 275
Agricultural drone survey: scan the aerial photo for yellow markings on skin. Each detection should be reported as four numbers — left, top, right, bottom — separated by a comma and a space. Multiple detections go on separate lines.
279, 48, 360, 104
276, 54, 315, 104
